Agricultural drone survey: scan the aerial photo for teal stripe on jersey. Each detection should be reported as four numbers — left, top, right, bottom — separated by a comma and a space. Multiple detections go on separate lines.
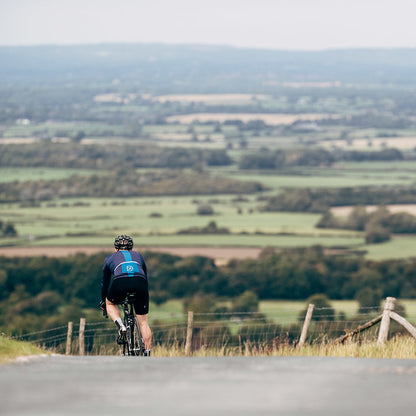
121, 250, 138, 277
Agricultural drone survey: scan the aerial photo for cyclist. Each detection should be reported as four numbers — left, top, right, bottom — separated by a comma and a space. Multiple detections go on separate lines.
100, 235, 152, 356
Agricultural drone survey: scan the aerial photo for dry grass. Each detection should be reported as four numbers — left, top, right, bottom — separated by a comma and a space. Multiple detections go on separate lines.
151, 336, 416, 359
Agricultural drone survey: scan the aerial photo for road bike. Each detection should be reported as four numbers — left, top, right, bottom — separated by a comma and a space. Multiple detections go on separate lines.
102, 293, 146, 356
118, 293, 146, 356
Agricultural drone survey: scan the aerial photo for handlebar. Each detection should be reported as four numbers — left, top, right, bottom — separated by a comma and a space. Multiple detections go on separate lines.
99, 301, 108, 318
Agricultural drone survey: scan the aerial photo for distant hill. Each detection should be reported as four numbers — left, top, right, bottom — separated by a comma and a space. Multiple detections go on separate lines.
1, 44, 416, 91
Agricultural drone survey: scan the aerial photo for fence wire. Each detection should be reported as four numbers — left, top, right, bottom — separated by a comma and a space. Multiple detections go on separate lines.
12, 303, 413, 354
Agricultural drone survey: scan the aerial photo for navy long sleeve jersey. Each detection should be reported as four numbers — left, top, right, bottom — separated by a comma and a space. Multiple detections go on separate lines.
101, 250, 147, 301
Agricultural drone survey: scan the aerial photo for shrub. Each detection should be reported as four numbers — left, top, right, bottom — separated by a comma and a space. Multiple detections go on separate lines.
365, 223, 391, 244
299, 294, 335, 321
196, 204, 214, 216
355, 287, 382, 312
2, 222, 17, 237
183, 293, 216, 314
231, 290, 259, 313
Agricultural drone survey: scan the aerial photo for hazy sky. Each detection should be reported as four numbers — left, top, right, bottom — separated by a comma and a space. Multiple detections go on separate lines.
1, 0, 415, 50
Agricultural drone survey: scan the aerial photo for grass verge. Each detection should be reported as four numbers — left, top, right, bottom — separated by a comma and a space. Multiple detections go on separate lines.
0, 335, 48, 364
151, 336, 416, 359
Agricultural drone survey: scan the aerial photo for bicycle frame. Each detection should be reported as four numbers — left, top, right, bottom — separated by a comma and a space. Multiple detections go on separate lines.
120, 293, 146, 356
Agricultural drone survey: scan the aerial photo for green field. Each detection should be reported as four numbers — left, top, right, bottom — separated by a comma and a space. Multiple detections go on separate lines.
0, 168, 98, 182
149, 299, 416, 325
2, 192, 416, 259
224, 171, 415, 190
0, 196, 365, 249
2, 158, 416, 260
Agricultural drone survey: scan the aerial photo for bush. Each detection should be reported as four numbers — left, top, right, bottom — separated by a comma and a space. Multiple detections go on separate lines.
365, 223, 391, 244
355, 287, 382, 312
231, 290, 259, 313
1, 222, 17, 237
299, 294, 335, 321
196, 204, 214, 216
150, 290, 169, 306
183, 293, 217, 314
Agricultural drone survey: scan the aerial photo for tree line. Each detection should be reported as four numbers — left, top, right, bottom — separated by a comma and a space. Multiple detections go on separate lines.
0, 170, 265, 203
0, 143, 232, 169
317, 206, 416, 244
1, 143, 408, 175
239, 148, 404, 170
1, 247, 416, 334
261, 186, 416, 213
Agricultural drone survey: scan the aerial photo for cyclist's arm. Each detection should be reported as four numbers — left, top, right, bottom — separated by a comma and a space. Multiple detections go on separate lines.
101, 262, 112, 301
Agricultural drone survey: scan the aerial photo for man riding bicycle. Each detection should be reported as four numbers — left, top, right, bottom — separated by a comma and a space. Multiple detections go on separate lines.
100, 235, 152, 356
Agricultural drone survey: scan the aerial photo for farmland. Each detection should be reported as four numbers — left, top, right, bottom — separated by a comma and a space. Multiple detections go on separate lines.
1, 46, 416, 260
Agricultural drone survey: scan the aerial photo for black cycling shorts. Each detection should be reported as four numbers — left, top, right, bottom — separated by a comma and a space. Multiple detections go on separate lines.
106, 277, 149, 315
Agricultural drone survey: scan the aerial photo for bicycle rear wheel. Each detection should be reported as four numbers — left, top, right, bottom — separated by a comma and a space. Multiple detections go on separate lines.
126, 324, 135, 356
133, 318, 146, 356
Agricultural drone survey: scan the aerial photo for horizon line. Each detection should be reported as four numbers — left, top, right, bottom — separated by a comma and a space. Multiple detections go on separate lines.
1, 41, 416, 53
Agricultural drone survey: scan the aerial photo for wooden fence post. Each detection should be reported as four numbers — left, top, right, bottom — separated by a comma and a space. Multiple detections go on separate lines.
377, 297, 396, 346
389, 311, 416, 339
334, 314, 382, 344
298, 304, 314, 347
79, 317, 86, 356
185, 311, 194, 356
66, 321, 73, 355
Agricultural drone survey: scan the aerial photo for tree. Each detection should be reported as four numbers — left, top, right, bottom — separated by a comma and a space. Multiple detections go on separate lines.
197, 204, 214, 216
299, 294, 335, 321
231, 290, 259, 313
316, 210, 338, 228
365, 223, 391, 244
183, 293, 216, 314
3, 222, 17, 237
355, 287, 382, 313
346, 206, 368, 231
150, 290, 169, 306
71, 130, 85, 143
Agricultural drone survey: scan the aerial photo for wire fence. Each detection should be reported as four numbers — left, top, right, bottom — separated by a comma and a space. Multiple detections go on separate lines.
13, 302, 416, 355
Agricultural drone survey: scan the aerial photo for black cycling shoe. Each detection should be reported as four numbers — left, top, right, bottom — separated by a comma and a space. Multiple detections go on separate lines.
116, 329, 127, 345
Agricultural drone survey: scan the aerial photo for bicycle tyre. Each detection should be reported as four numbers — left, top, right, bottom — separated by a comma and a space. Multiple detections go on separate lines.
126, 324, 135, 356
122, 313, 133, 356
134, 318, 146, 356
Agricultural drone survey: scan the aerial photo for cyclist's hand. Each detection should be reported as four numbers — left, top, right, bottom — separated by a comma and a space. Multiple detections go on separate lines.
99, 300, 108, 318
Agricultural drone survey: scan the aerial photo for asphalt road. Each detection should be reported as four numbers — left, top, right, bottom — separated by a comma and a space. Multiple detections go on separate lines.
2, 355, 416, 416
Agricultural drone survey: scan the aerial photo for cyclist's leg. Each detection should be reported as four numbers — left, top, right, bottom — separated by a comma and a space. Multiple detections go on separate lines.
106, 279, 127, 333
106, 298, 127, 341
105, 298, 121, 322
136, 313, 152, 350
131, 277, 151, 352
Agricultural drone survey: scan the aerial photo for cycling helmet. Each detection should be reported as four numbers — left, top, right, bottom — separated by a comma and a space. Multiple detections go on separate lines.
114, 235, 133, 250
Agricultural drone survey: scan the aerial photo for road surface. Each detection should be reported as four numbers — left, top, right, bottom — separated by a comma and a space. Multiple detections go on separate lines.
2, 355, 416, 415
